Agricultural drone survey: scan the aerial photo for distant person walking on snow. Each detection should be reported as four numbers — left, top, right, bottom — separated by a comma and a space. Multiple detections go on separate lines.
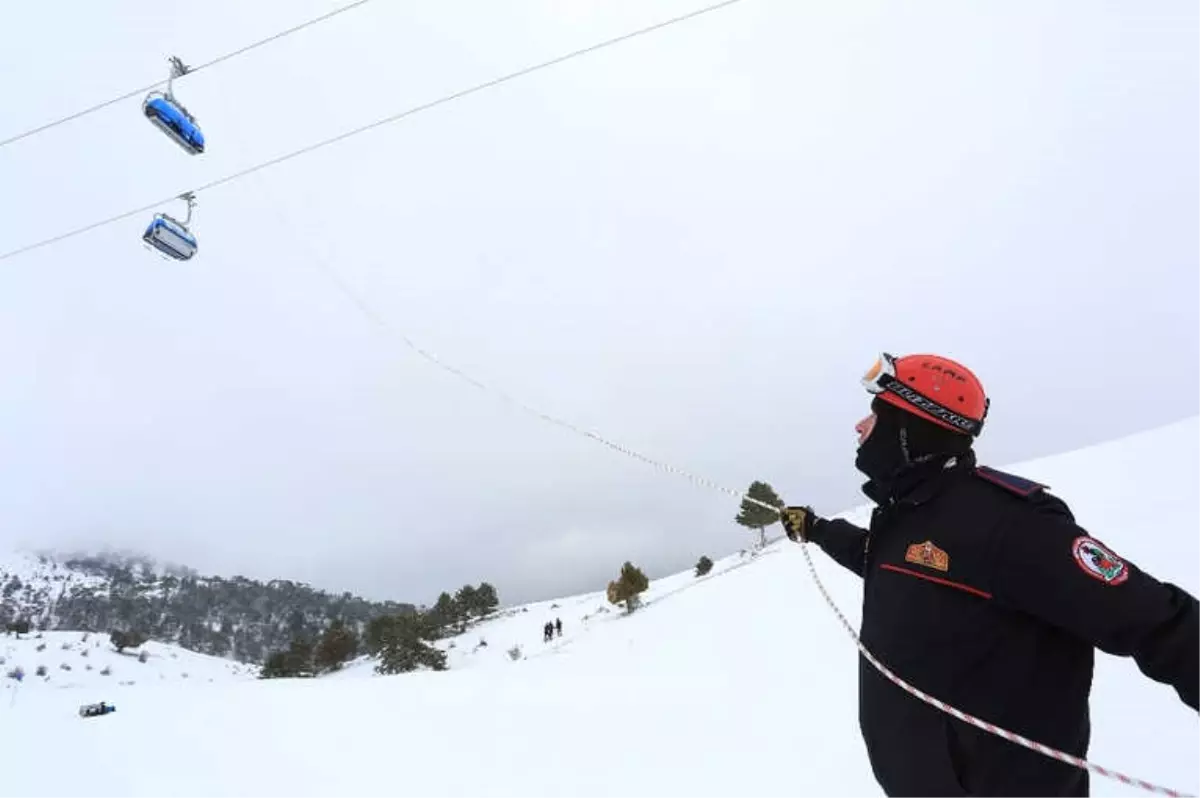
543, 622, 553, 643
779, 352, 1198, 797
555, 618, 562, 637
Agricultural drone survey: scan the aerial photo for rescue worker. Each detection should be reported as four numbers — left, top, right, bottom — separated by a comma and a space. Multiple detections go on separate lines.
779, 352, 1198, 796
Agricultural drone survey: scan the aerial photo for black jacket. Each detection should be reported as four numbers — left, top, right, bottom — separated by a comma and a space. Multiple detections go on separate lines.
809, 451, 1199, 796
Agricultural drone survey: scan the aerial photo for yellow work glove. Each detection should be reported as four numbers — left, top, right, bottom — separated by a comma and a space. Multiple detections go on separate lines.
780, 505, 818, 543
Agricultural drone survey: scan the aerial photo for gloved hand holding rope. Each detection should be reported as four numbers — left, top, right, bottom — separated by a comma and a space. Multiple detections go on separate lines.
779, 506, 819, 543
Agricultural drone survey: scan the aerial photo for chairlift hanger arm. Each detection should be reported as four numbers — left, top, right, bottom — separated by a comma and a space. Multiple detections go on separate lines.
166, 56, 192, 98
180, 192, 197, 226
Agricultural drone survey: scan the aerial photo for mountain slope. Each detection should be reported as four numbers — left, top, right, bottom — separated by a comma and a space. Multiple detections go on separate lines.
1, 550, 417, 664
1, 416, 1195, 797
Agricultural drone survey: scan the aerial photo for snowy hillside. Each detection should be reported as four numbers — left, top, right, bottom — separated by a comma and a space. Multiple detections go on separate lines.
0, 549, 415, 664
329, 539, 792, 677
0, 552, 109, 625
0, 417, 1196, 797
2, 630, 257, 693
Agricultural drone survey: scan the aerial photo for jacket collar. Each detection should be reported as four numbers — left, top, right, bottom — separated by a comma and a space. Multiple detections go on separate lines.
863, 449, 976, 507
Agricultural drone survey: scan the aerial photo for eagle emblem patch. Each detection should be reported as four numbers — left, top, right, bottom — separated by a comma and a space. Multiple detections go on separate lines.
1072, 536, 1129, 585
905, 540, 949, 572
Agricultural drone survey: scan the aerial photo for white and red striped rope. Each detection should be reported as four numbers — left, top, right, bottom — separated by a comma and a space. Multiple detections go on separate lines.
795, 539, 1193, 797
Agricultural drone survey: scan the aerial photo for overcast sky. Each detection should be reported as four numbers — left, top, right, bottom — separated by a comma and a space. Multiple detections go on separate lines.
0, 0, 1195, 606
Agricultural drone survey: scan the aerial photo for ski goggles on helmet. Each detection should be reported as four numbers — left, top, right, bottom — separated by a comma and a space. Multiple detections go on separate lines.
862, 352, 986, 436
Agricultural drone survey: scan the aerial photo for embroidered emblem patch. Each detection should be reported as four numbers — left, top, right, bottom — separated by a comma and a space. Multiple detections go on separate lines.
1072, 537, 1128, 585
904, 540, 949, 572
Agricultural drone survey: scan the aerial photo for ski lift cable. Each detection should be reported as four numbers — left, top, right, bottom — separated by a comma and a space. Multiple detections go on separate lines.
0, 0, 379, 149
0, 0, 749, 266
4, 0, 1189, 783
257, 183, 1190, 798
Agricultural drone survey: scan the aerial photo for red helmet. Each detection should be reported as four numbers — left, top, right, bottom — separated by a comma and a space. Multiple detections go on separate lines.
862, 353, 989, 436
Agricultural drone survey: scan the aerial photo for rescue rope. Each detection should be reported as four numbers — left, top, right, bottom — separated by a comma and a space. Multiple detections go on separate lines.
796, 543, 1193, 797
271, 208, 1192, 797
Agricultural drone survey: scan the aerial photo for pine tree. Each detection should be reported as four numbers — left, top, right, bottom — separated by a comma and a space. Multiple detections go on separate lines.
735, 480, 784, 549
314, 619, 358, 673
453, 585, 479, 630
364, 615, 396, 656
695, 556, 714, 577
110, 629, 148, 653
283, 636, 315, 677
375, 614, 447, 674
424, 592, 458, 638
259, 651, 291, 679
606, 561, 650, 614
475, 582, 499, 618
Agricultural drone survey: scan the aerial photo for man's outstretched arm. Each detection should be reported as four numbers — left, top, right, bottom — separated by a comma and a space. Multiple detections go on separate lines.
781, 506, 869, 578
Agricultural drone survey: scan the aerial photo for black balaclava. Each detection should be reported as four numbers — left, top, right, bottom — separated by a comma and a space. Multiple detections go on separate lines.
855, 396, 973, 499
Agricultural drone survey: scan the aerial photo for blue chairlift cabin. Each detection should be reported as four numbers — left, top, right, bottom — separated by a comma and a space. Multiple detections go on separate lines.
143, 92, 204, 155
143, 56, 204, 155
143, 193, 198, 261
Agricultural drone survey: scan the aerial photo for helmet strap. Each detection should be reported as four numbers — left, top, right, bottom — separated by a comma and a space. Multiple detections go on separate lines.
876, 373, 983, 436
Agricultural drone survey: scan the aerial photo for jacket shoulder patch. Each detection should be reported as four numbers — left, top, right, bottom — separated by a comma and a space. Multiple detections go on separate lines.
973, 465, 1047, 498
1072, 536, 1129, 585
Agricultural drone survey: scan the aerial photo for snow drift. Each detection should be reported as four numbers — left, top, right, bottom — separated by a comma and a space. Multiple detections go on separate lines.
2, 631, 257, 693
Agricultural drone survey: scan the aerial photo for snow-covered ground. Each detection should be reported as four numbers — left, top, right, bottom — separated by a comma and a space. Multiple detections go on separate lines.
2, 631, 258, 693
0, 417, 1196, 797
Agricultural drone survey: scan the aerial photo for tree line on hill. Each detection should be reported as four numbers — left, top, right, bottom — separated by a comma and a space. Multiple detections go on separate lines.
7, 477, 785, 676
260, 582, 499, 677
257, 477, 784, 672
1, 551, 420, 665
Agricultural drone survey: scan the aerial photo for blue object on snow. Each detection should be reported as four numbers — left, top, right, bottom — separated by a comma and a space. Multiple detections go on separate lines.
79, 701, 116, 718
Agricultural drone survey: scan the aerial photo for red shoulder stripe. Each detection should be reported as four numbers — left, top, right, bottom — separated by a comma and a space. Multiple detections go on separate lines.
974, 465, 1046, 497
